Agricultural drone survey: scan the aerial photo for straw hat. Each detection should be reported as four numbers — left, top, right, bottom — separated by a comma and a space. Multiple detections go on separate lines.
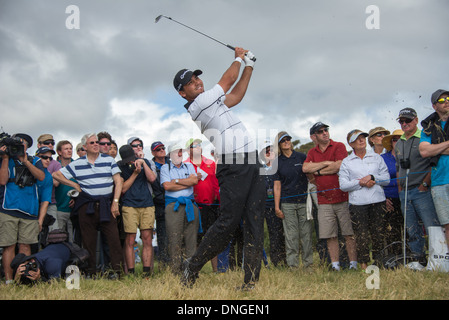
382, 129, 404, 151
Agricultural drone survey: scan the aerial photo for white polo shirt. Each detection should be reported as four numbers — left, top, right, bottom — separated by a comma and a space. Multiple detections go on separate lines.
184, 84, 256, 155
60, 153, 121, 197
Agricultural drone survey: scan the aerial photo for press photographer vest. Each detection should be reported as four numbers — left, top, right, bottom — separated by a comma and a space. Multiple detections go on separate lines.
2, 156, 41, 217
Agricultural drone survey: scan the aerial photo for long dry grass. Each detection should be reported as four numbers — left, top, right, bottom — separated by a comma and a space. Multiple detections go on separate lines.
1, 259, 448, 301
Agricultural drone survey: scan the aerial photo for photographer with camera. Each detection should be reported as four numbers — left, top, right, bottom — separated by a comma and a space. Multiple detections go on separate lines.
10, 243, 72, 284
118, 143, 157, 276
394, 108, 440, 264
0, 133, 46, 284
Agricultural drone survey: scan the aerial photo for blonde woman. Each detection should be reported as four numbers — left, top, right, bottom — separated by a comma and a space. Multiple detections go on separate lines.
273, 131, 313, 268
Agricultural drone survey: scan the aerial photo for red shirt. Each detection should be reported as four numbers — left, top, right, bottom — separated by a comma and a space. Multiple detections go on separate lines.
305, 139, 348, 204
185, 156, 220, 206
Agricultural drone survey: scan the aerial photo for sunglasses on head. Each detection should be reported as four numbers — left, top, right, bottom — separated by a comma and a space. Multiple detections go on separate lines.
398, 118, 414, 125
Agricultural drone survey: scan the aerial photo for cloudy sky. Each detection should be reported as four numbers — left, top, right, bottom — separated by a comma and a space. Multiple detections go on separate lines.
1, 0, 448, 158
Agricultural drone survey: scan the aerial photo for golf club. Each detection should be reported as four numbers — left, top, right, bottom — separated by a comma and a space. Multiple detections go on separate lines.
155, 15, 256, 61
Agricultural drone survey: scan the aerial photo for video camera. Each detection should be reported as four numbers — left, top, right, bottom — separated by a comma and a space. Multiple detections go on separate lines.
0, 131, 25, 157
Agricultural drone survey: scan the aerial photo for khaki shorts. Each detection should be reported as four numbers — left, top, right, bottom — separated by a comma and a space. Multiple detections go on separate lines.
317, 202, 353, 239
122, 206, 155, 233
0, 212, 39, 246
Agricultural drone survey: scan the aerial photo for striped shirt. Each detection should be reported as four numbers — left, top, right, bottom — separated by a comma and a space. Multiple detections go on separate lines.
184, 84, 256, 155
60, 153, 121, 197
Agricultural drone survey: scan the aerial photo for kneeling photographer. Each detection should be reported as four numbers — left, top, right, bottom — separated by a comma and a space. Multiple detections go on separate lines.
0, 132, 46, 284
10, 230, 89, 285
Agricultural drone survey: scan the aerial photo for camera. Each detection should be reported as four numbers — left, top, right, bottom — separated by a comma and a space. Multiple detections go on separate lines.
24, 261, 38, 277
400, 158, 411, 169
0, 131, 25, 157
128, 163, 136, 171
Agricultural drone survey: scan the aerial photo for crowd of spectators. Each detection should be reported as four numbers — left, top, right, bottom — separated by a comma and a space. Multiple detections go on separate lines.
1, 88, 448, 285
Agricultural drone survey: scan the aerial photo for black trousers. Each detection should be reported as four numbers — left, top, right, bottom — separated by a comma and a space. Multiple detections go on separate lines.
190, 157, 266, 284
350, 201, 387, 264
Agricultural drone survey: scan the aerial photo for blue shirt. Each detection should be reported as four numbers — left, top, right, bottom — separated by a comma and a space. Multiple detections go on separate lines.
160, 162, 196, 198
420, 120, 449, 187
274, 151, 308, 203
380, 151, 399, 198
37, 169, 53, 203
0, 156, 44, 219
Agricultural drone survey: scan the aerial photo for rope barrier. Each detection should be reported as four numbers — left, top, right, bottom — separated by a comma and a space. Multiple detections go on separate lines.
196, 170, 430, 206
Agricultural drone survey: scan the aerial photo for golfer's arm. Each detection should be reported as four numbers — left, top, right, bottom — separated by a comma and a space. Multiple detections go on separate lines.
217, 60, 241, 93
224, 66, 253, 108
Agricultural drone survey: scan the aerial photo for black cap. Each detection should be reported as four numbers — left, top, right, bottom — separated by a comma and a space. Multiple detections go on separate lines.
173, 69, 202, 92
119, 145, 136, 163
397, 107, 417, 120
431, 89, 449, 104
310, 122, 329, 135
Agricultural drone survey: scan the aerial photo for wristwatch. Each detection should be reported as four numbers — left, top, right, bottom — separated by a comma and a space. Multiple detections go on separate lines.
422, 181, 429, 187
113, 198, 119, 203
175, 179, 179, 184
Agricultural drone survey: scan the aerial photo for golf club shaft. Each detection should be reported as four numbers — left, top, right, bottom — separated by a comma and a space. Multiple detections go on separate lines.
156, 15, 255, 61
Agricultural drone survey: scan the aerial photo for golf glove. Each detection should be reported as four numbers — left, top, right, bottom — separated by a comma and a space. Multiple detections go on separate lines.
244, 51, 256, 68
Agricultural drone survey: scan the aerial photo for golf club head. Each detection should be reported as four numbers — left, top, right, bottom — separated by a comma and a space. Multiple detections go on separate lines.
155, 15, 166, 23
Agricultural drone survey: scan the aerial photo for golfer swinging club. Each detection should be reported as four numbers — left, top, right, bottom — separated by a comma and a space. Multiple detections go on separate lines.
173, 47, 266, 290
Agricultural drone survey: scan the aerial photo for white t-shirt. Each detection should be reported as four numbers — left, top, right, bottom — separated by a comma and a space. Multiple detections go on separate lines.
184, 84, 256, 155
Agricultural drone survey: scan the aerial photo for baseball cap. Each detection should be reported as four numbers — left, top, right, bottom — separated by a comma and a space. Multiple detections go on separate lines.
119, 145, 136, 163
310, 122, 329, 135
185, 138, 202, 149
151, 141, 164, 151
167, 142, 184, 154
35, 146, 56, 155
173, 69, 203, 92
347, 129, 369, 144
397, 107, 417, 120
431, 89, 449, 104
127, 137, 143, 146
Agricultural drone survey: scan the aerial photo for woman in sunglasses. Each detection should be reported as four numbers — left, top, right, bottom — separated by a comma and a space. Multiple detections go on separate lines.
273, 131, 313, 269
338, 129, 390, 270
368, 127, 390, 155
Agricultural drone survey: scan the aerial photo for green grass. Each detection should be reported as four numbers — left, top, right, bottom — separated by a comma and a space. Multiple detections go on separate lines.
1, 256, 448, 300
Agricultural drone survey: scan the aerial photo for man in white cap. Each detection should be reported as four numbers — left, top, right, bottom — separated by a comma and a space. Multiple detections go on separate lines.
160, 142, 199, 274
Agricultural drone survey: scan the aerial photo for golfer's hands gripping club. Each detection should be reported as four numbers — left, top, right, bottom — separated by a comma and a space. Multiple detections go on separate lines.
235, 47, 256, 68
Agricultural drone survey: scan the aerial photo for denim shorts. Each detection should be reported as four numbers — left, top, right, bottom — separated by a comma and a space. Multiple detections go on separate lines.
431, 184, 449, 225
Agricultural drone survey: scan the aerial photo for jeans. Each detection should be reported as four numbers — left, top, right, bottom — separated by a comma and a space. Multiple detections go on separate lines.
399, 188, 440, 256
